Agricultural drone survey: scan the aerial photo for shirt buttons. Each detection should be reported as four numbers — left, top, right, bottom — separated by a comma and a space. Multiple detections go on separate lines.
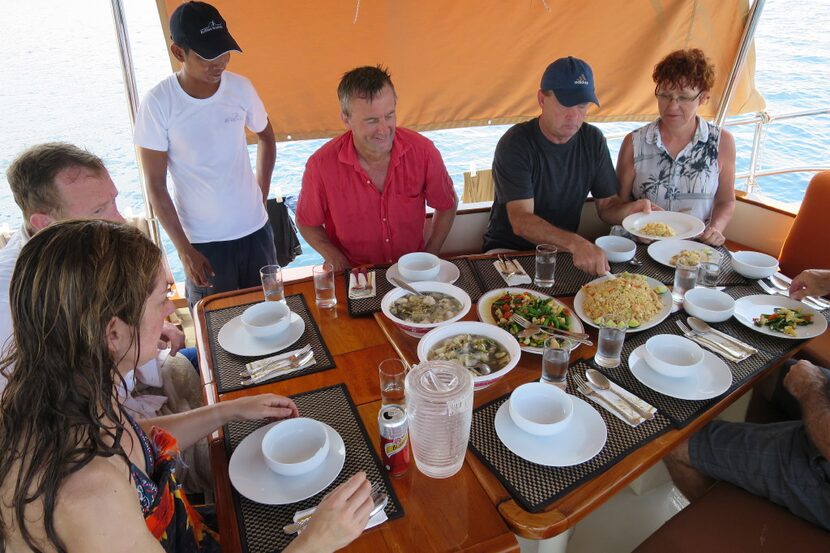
385, 239, 390, 242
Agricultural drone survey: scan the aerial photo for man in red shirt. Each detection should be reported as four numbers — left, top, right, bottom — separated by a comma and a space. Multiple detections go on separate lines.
296, 65, 458, 270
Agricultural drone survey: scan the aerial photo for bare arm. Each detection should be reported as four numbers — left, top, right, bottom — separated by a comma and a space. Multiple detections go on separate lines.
138, 147, 213, 287
140, 393, 298, 450
784, 360, 830, 459
255, 119, 277, 203
616, 133, 636, 202
594, 195, 652, 226
699, 129, 736, 246
424, 202, 458, 255
505, 198, 609, 275
297, 224, 351, 271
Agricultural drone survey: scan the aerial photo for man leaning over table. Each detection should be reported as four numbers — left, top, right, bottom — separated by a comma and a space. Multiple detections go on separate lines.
664, 268, 830, 530
296, 65, 458, 270
482, 56, 652, 275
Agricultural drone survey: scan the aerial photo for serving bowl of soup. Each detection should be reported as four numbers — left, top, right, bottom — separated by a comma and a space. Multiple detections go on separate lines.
381, 282, 471, 337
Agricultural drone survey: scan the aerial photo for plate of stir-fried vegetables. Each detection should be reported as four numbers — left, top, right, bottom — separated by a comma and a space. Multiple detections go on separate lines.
734, 295, 826, 339
477, 288, 583, 354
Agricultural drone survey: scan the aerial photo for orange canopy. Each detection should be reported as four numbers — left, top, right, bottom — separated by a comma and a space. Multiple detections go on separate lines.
157, 0, 764, 141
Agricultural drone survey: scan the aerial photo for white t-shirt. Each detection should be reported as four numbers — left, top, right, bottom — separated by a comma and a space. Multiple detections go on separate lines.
134, 71, 269, 243
0, 226, 28, 393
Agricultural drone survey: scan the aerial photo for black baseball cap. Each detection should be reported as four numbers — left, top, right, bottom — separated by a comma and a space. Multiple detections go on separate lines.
170, 1, 242, 61
539, 56, 600, 107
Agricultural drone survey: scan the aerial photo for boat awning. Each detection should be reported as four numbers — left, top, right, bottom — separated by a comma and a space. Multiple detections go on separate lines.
156, 0, 764, 141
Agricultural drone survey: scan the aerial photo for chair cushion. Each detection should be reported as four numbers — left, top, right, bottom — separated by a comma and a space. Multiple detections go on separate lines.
634, 482, 830, 552
779, 171, 830, 277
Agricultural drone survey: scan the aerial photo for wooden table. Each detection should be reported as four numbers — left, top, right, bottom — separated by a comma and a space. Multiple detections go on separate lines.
195, 279, 520, 553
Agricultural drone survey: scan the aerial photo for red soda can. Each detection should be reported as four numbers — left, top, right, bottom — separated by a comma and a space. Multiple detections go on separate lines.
378, 404, 411, 477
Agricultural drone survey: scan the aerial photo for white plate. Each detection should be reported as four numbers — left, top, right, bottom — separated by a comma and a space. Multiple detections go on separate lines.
386, 259, 460, 285
494, 396, 607, 466
218, 312, 306, 356
629, 345, 732, 400
647, 239, 715, 268
477, 288, 584, 355
622, 212, 706, 241
734, 294, 827, 340
573, 275, 673, 333
228, 421, 346, 505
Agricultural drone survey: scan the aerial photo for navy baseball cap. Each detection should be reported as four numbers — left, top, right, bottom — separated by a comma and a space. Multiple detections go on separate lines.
170, 1, 242, 61
539, 57, 600, 107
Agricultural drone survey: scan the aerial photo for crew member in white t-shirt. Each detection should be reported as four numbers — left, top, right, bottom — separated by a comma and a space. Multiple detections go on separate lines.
134, 1, 277, 307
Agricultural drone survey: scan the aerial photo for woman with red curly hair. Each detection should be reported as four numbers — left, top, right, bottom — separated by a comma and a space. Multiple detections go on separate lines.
616, 48, 736, 246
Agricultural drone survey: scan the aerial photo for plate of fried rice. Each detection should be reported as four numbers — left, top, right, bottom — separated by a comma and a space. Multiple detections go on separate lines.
574, 272, 673, 332
622, 212, 705, 241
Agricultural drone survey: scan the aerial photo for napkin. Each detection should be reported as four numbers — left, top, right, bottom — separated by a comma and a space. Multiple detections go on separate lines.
348, 271, 376, 299
583, 380, 657, 427
244, 347, 316, 379
293, 501, 388, 531
493, 259, 532, 286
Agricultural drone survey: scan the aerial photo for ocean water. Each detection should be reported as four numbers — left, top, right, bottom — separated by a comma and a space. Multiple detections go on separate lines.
1, 0, 828, 281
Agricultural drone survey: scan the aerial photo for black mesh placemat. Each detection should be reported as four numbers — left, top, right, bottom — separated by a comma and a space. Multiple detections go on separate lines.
345, 258, 484, 317
609, 245, 748, 287
206, 294, 335, 393
467, 365, 672, 513
223, 384, 404, 553
471, 254, 596, 296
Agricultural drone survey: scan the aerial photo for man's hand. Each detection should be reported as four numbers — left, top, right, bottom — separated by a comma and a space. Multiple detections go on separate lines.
784, 359, 829, 404
626, 198, 653, 217
789, 269, 830, 300
325, 250, 352, 273
698, 225, 725, 246
181, 246, 214, 287
158, 321, 185, 355
572, 240, 610, 275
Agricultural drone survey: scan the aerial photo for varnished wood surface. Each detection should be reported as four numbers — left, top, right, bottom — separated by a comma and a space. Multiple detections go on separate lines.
195, 276, 520, 553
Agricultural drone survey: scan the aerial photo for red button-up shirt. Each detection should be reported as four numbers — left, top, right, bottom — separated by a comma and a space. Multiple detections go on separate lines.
296, 128, 456, 265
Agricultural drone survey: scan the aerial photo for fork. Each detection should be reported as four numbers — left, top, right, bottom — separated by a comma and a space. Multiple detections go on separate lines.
573, 373, 637, 423
240, 344, 313, 378
283, 481, 384, 535
509, 313, 590, 341
675, 320, 743, 361
757, 279, 825, 310
496, 254, 518, 278
351, 267, 366, 291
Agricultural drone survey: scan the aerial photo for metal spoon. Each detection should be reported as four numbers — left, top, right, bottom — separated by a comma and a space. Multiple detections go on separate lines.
467, 361, 492, 376
585, 368, 654, 420
389, 276, 425, 296
629, 257, 643, 267
686, 317, 754, 357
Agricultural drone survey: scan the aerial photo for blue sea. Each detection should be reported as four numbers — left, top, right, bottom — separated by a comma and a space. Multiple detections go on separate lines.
1, 0, 829, 281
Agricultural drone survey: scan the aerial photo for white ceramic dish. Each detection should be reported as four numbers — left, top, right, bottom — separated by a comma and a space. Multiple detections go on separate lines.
241, 301, 291, 339
622, 211, 706, 241
730, 251, 779, 279
494, 397, 607, 466
416, 321, 521, 390
647, 239, 716, 268
476, 288, 584, 355
629, 345, 732, 400
733, 294, 827, 339
218, 312, 305, 356
683, 287, 735, 323
397, 252, 442, 281
509, 382, 573, 436
229, 421, 345, 505
642, 335, 704, 378
595, 235, 636, 262
573, 274, 673, 333
261, 418, 330, 476
386, 259, 460, 286
380, 281, 471, 338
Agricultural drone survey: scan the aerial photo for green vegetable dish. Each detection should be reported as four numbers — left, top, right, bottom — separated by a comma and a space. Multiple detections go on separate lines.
753, 307, 813, 336
489, 291, 570, 348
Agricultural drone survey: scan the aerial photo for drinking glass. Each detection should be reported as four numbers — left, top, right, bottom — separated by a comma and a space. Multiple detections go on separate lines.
542, 336, 574, 389
672, 261, 698, 303
379, 358, 407, 405
259, 264, 285, 303
697, 251, 722, 288
312, 263, 337, 308
594, 318, 626, 369
534, 244, 558, 287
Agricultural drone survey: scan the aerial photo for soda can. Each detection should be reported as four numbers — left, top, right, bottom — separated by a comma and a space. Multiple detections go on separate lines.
378, 404, 411, 477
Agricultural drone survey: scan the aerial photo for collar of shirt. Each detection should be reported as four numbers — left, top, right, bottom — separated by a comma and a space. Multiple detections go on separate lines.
648, 116, 710, 151
336, 129, 413, 186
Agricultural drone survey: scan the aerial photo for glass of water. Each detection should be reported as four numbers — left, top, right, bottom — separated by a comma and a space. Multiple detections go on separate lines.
697, 251, 722, 288
672, 261, 698, 303
534, 244, 557, 287
594, 317, 626, 369
312, 263, 337, 308
542, 336, 574, 389
259, 264, 285, 303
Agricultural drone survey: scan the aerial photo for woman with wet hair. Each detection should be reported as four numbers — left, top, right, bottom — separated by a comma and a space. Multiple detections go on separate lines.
0, 220, 372, 552
616, 48, 736, 246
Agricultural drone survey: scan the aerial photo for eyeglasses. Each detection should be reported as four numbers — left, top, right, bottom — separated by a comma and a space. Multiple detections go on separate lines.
655, 90, 703, 105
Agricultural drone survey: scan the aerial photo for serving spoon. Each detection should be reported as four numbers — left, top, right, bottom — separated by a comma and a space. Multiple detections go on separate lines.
389, 276, 425, 297
467, 362, 492, 376
585, 368, 654, 420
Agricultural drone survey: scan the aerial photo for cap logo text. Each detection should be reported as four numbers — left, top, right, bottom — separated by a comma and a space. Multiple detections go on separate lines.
574, 73, 589, 85
200, 20, 224, 34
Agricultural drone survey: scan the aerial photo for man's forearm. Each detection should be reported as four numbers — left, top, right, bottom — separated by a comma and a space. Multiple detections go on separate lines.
148, 184, 192, 254
511, 212, 590, 253
256, 139, 277, 202
424, 206, 457, 254
800, 387, 830, 460
298, 224, 346, 262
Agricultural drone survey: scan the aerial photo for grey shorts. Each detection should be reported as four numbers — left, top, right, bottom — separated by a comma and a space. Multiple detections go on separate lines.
690, 419, 830, 530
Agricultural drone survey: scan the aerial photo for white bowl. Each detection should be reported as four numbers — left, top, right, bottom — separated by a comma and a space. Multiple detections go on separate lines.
416, 321, 521, 390
241, 301, 291, 339
595, 236, 636, 263
381, 282, 471, 338
261, 418, 330, 476
398, 252, 441, 282
683, 288, 735, 323
642, 335, 705, 378
730, 251, 779, 279
508, 382, 573, 436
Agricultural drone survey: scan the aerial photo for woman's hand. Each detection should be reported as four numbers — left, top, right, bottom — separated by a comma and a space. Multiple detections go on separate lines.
698, 225, 725, 246
226, 394, 299, 422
